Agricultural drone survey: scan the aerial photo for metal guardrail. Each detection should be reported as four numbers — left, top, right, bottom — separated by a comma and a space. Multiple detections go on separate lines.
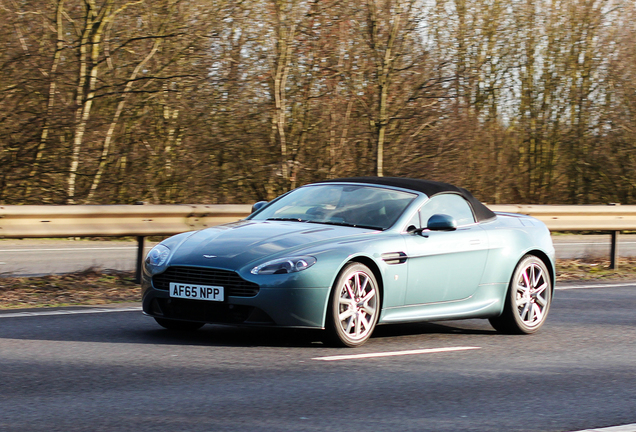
0, 204, 252, 237
490, 205, 633, 269
1, 204, 634, 279
0, 204, 251, 282
489, 205, 636, 231
490, 205, 636, 270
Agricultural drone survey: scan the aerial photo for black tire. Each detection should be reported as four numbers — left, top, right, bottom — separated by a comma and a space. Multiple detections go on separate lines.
326, 263, 381, 347
154, 317, 205, 331
489, 255, 552, 334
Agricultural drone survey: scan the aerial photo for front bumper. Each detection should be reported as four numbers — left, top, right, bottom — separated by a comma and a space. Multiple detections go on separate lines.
141, 273, 330, 329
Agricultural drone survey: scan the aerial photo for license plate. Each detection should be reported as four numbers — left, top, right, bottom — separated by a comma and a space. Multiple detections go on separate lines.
169, 282, 224, 302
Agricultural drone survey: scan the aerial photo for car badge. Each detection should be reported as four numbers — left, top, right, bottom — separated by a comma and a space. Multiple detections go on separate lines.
203, 254, 217, 259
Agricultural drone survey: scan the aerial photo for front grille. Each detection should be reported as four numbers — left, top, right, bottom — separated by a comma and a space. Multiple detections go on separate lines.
153, 266, 260, 297
151, 298, 257, 323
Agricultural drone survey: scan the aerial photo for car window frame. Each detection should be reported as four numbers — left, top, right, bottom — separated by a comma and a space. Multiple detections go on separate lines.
404, 192, 479, 231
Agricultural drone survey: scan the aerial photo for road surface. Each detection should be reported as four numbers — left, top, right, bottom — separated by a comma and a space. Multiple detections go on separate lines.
1, 281, 635, 431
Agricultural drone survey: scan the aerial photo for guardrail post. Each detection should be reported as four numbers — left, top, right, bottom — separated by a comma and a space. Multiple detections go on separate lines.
610, 231, 619, 270
135, 235, 145, 284
135, 201, 146, 284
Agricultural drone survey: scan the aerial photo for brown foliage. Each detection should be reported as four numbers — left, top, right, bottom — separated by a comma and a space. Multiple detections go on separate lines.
0, 0, 634, 205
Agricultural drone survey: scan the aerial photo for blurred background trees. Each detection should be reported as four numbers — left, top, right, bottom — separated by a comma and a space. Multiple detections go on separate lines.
0, 0, 634, 205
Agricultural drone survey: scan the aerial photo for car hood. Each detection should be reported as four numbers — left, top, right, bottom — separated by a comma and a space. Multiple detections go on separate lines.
168, 220, 379, 271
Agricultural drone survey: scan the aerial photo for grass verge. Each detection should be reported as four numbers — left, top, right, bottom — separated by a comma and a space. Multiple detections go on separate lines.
0, 269, 139, 309
556, 257, 636, 281
1, 258, 636, 309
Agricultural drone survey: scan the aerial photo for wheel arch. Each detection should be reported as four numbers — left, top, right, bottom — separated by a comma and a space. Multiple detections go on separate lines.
343, 255, 385, 309
525, 249, 556, 292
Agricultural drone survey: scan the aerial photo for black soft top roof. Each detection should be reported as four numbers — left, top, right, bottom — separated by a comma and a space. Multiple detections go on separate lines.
317, 176, 497, 223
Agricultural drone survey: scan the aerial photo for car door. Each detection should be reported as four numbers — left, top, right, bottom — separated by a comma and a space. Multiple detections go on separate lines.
403, 193, 489, 305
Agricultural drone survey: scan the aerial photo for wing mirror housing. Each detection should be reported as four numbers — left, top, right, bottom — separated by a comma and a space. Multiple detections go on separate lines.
251, 201, 269, 213
427, 214, 457, 231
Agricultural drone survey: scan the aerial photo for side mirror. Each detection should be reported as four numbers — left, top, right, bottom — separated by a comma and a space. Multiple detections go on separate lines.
251, 201, 269, 213
427, 214, 457, 231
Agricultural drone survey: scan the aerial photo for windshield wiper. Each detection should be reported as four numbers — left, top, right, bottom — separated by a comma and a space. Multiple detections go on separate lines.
309, 220, 385, 231
266, 217, 308, 222
267, 217, 384, 230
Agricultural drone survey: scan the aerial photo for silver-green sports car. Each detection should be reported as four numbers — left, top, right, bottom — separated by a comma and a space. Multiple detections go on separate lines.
142, 177, 555, 347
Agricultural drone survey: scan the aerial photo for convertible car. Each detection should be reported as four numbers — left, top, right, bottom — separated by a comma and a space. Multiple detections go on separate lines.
142, 177, 555, 347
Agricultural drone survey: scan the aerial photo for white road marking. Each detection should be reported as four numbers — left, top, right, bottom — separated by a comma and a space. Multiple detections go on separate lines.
0, 247, 153, 253
0, 306, 141, 319
312, 346, 481, 361
568, 423, 636, 432
557, 282, 636, 290
0, 247, 138, 253
554, 242, 636, 246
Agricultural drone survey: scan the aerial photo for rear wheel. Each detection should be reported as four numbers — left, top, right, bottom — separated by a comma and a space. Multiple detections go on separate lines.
326, 263, 381, 347
154, 317, 205, 331
489, 255, 552, 334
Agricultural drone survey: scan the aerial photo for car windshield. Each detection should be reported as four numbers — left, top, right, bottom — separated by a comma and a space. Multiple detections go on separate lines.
249, 184, 417, 230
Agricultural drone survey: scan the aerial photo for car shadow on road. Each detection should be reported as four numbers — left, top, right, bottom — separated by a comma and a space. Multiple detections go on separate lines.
137, 319, 497, 348
372, 320, 496, 339
1, 312, 496, 348
140, 325, 326, 348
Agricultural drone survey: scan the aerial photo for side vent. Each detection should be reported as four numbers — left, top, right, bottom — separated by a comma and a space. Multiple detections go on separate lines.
381, 251, 408, 265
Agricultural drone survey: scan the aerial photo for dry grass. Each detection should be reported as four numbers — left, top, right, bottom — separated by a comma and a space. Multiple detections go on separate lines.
1, 259, 636, 310
556, 257, 636, 282
0, 269, 139, 309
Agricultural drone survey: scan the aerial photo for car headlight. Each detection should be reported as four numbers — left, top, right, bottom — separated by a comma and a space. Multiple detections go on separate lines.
144, 244, 171, 275
251, 256, 317, 275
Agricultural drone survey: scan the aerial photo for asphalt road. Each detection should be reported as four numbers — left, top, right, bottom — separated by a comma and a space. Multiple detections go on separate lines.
1, 282, 635, 431
552, 234, 636, 259
1, 234, 636, 276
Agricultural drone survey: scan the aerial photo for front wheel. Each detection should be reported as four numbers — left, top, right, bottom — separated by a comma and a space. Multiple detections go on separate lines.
154, 317, 205, 331
489, 255, 552, 334
326, 263, 381, 347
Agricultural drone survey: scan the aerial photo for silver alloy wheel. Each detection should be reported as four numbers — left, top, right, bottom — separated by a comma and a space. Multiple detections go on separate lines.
489, 255, 552, 334
514, 261, 549, 328
337, 269, 378, 343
